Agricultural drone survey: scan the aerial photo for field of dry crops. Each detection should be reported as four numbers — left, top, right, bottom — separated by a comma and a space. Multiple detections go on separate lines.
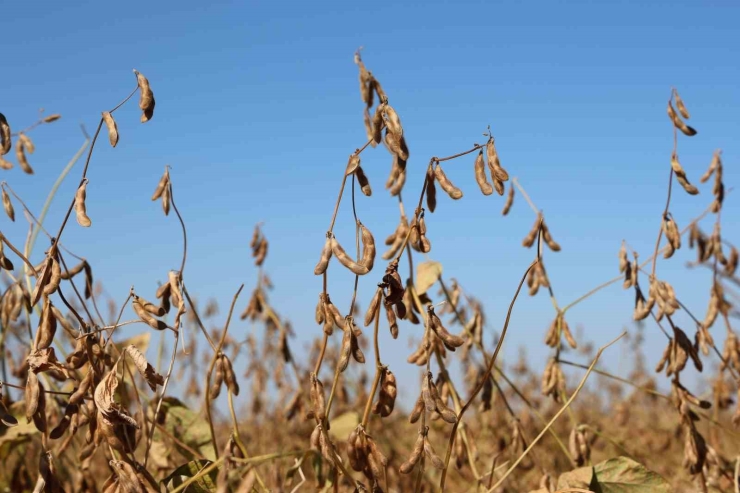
0, 52, 739, 493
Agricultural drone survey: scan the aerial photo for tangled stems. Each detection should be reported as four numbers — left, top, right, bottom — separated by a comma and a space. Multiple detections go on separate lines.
487, 332, 626, 492
204, 284, 244, 459
437, 277, 570, 465
438, 256, 537, 491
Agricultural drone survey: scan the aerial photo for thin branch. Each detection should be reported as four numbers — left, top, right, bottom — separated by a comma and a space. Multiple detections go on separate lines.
487, 332, 627, 492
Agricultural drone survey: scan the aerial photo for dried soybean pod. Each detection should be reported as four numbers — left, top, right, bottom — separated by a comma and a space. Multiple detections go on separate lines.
425, 165, 437, 212
363, 108, 375, 145
667, 101, 697, 137
311, 375, 326, 420
18, 133, 34, 154
364, 287, 382, 327
34, 298, 57, 350
492, 165, 509, 182
383, 217, 408, 259
385, 302, 399, 339
43, 256, 62, 297
663, 214, 681, 258
43, 114, 61, 123
322, 297, 336, 335
542, 222, 561, 252
331, 237, 369, 275
367, 438, 389, 475
83, 261, 94, 299
210, 355, 225, 399
138, 295, 165, 317
435, 396, 457, 424
359, 223, 376, 271
324, 295, 344, 328
493, 179, 504, 196
385, 227, 398, 246
350, 326, 365, 363
674, 88, 691, 119
31, 256, 51, 305
473, 150, 493, 195
2, 188, 14, 221
727, 246, 738, 276
75, 179, 92, 227
315, 294, 325, 325
50, 403, 79, 439
31, 389, 46, 432
669, 152, 699, 195
561, 316, 577, 349
522, 216, 539, 248
102, 111, 119, 147
69, 370, 93, 405
372, 103, 385, 144
0, 157, 11, 170
347, 427, 362, 471
373, 77, 387, 103
357, 61, 372, 105
409, 395, 424, 423
388, 165, 406, 197
355, 165, 372, 196
372, 369, 397, 417
486, 138, 500, 169
161, 183, 171, 216
383, 104, 403, 137
134, 69, 155, 123
434, 163, 463, 200
384, 130, 400, 156
59, 260, 85, 280
16, 138, 33, 174
338, 329, 352, 372
402, 285, 420, 325
25, 371, 40, 422
346, 154, 361, 175
502, 182, 515, 215
422, 373, 436, 412
424, 437, 445, 469
400, 432, 425, 474
167, 270, 183, 311
419, 234, 432, 254
398, 135, 410, 163
151, 167, 170, 201
313, 236, 333, 275
0, 113, 10, 155
222, 355, 240, 395
701, 151, 720, 183
132, 296, 168, 330
385, 131, 410, 162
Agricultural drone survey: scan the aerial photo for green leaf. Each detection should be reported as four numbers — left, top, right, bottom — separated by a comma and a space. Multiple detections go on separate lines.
415, 261, 442, 295
327, 411, 359, 441
557, 456, 671, 492
0, 402, 39, 460
154, 397, 216, 461
162, 460, 218, 493
588, 465, 604, 493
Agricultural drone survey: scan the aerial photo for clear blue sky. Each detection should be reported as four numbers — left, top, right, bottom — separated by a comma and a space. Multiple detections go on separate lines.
1, 0, 738, 408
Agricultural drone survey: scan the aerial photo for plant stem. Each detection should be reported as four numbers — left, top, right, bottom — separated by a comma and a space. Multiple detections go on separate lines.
487, 332, 626, 492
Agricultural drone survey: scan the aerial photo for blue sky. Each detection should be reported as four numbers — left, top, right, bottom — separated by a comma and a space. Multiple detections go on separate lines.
1, 0, 738, 410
